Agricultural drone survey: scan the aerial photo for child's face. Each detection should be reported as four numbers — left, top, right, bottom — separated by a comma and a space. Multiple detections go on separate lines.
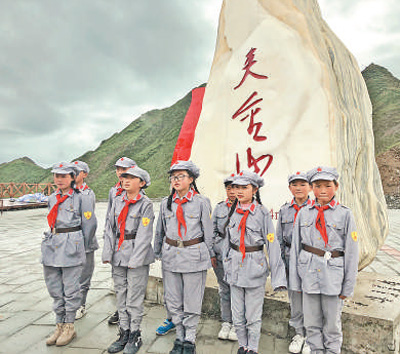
170, 170, 193, 193
53, 173, 73, 192
116, 167, 129, 180
234, 184, 256, 204
312, 180, 338, 205
75, 171, 85, 185
123, 175, 145, 194
225, 184, 236, 202
289, 180, 311, 202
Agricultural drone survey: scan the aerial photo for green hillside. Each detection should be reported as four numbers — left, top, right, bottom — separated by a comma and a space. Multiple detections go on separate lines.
362, 63, 400, 155
0, 157, 50, 184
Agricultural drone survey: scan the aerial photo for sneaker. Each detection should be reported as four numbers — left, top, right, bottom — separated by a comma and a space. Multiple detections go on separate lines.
302, 341, 311, 354
228, 325, 238, 341
289, 334, 305, 353
108, 311, 119, 325
46, 323, 63, 346
108, 327, 130, 353
75, 305, 86, 320
182, 340, 196, 354
123, 330, 142, 354
56, 323, 76, 346
169, 339, 184, 354
218, 322, 231, 340
237, 347, 247, 354
156, 318, 176, 336
247, 351, 258, 354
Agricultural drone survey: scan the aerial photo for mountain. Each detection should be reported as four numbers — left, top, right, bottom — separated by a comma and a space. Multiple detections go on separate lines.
0, 157, 50, 184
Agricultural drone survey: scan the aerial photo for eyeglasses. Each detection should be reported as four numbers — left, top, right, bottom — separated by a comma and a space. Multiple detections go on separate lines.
169, 174, 189, 182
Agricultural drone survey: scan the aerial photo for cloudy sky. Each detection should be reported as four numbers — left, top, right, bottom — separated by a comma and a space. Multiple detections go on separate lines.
0, 0, 399, 167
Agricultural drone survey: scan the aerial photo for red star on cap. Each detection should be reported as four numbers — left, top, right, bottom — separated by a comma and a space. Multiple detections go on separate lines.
120, 158, 124, 161
317, 167, 322, 172
74, 161, 78, 164
59, 164, 63, 167
239, 172, 243, 176
231, 173, 235, 177
296, 171, 300, 175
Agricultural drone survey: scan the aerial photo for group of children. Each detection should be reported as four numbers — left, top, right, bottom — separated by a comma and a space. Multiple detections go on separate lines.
41, 157, 359, 354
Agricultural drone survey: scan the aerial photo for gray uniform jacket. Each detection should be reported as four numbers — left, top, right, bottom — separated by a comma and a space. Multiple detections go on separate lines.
78, 183, 99, 253
41, 189, 95, 267
106, 182, 123, 217
102, 191, 155, 268
276, 198, 311, 270
223, 202, 287, 289
289, 198, 359, 297
211, 200, 231, 261
153, 191, 215, 273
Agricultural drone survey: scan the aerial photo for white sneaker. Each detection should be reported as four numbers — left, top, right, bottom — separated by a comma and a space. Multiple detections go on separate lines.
288, 334, 305, 353
228, 325, 238, 341
302, 340, 311, 354
75, 305, 86, 320
218, 322, 231, 340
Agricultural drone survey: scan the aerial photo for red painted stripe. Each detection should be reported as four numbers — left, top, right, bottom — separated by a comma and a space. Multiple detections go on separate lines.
171, 86, 206, 165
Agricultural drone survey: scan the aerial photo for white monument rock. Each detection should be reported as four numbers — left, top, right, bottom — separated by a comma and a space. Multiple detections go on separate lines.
189, 0, 388, 269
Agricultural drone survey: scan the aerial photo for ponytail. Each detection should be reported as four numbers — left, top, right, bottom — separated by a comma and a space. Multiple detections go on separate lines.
70, 173, 79, 193
167, 188, 176, 211
223, 198, 238, 233
191, 180, 200, 194
255, 190, 262, 205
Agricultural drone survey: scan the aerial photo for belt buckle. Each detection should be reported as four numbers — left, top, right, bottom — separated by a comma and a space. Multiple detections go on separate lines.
177, 239, 184, 248
324, 251, 332, 261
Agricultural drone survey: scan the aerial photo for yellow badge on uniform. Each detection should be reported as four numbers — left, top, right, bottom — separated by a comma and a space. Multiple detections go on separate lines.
84, 211, 92, 220
142, 217, 150, 227
351, 231, 358, 242
267, 233, 274, 243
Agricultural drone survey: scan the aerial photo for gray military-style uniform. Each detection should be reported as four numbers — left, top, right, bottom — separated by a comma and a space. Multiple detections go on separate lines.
211, 199, 233, 324
154, 190, 214, 344
223, 201, 287, 353
77, 183, 98, 307
289, 198, 359, 354
102, 190, 155, 331
42, 188, 95, 323
276, 197, 311, 337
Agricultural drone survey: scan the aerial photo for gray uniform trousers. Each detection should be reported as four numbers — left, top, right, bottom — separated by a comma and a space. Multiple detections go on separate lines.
79, 251, 95, 306
43, 265, 83, 323
213, 259, 232, 323
288, 289, 305, 336
163, 270, 207, 343
231, 284, 265, 352
162, 266, 172, 320
303, 293, 344, 354
113, 265, 150, 331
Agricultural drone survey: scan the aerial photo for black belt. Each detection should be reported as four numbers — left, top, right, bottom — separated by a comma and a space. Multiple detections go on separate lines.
302, 244, 344, 258
117, 232, 137, 240
230, 242, 264, 253
166, 236, 204, 248
53, 226, 81, 234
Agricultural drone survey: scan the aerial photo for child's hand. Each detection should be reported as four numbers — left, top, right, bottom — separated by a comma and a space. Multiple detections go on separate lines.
274, 286, 287, 292
339, 295, 346, 300
103, 261, 110, 264
211, 257, 217, 269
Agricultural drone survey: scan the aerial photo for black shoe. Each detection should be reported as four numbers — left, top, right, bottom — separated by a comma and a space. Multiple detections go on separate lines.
247, 351, 257, 354
237, 347, 247, 354
169, 339, 184, 354
182, 341, 196, 354
108, 327, 129, 353
108, 311, 119, 325
123, 330, 142, 354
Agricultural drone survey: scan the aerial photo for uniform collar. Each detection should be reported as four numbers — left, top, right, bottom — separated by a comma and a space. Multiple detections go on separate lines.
290, 197, 311, 207
173, 188, 196, 201
311, 197, 339, 209
56, 188, 74, 197
237, 201, 257, 214
122, 190, 144, 202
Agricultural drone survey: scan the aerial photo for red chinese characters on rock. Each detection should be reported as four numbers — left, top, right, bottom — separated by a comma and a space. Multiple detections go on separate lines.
232, 48, 273, 177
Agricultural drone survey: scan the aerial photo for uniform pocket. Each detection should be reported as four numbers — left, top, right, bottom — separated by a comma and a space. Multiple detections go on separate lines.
65, 233, 85, 258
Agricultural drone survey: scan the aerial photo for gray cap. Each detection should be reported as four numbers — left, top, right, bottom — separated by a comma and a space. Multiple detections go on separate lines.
307, 166, 339, 183
72, 160, 90, 174
169, 160, 200, 179
121, 166, 151, 188
232, 171, 264, 188
224, 173, 236, 185
288, 171, 308, 184
114, 157, 136, 168
51, 162, 76, 175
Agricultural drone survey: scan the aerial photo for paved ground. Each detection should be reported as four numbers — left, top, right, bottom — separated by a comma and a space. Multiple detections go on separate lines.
0, 203, 399, 354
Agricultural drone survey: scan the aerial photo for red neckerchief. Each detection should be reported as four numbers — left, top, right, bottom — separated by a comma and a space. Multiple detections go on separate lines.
226, 199, 232, 208
117, 193, 142, 250
236, 202, 257, 261
313, 199, 338, 247
47, 189, 73, 229
174, 189, 197, 239
291, 198, 311, 224
79, 183, 89, 191
115, 181, 124, 197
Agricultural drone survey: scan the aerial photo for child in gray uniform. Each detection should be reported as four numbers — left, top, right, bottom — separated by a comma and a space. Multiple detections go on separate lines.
276, 171, 311, 354
102, 166, 155, 354
223, 171, 287, 354
106, 156, 137, 325
42, 162, 96, 346
72, 160, 99, 320
290, 166, 359, 354
154, 160, 216, 354
211, 174, 237, 341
